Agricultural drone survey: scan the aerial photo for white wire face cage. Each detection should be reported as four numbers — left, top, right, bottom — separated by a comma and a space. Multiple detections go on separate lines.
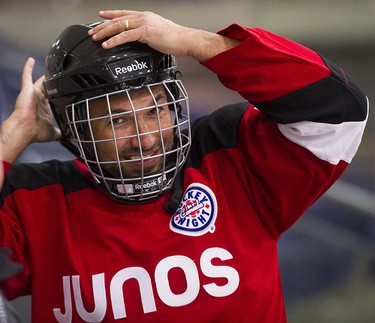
65, 80, 190, 203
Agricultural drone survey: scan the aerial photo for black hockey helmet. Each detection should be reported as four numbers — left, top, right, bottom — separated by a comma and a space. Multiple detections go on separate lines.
43, 22, 190, 203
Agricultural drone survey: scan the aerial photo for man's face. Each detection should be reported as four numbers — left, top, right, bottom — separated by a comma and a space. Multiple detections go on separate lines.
86, 85, 174, 178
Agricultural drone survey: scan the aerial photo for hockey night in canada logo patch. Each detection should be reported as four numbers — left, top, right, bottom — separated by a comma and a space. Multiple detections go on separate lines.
170, 183, 218, 236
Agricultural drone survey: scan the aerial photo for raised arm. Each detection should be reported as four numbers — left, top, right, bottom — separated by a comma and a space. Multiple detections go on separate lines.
0, 58, 60, 164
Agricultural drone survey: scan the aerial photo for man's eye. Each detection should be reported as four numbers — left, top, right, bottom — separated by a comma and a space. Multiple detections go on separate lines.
149, 108, 159, 116
149, 106, 167, 117
112, 117, 125, 125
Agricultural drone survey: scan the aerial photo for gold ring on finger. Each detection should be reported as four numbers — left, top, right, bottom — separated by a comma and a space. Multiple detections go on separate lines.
124, 19, 129, 31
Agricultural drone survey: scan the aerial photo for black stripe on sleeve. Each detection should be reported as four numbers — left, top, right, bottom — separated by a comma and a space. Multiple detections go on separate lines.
187, 102, 249, 169
253, 57, 368, 125
1, 160, 93, 201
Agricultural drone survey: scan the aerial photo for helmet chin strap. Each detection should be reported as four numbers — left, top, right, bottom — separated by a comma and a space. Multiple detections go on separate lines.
114, 173, 171, 196
99, 169, 175, 204
164, 169, 184, 214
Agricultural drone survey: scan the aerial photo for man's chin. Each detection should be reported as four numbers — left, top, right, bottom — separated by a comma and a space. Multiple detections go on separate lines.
128, 165, 164, 178
103, 164, 164, 179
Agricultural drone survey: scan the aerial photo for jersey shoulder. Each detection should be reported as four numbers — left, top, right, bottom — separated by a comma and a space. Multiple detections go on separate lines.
188, 102, 250, 168
1, 159, 92, 198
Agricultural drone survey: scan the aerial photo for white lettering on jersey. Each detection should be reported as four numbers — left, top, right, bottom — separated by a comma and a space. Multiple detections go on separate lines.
155, 255, 200, 307
201, 247, 240, 297
53, 247, 239, 322
72, 274, 107, 322
53, 276, 72, 323
110, 267, 156, 319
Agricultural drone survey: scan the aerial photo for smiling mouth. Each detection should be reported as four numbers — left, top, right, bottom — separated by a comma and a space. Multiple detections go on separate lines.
125, 153, 162, 169
127, 153, 155, 161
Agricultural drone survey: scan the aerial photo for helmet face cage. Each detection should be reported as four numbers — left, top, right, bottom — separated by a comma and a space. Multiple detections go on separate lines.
65, 80, 190, 202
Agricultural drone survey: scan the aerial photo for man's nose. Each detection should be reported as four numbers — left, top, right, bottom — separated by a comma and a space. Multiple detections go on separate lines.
131, 119, 157, 151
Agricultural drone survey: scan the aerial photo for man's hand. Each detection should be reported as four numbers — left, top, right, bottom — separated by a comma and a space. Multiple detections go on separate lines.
88, 10, 239, 62
0, 58, 60, 163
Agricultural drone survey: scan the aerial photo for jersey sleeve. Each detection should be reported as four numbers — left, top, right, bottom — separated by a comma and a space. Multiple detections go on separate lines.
201, 25, 368, 235
0, 179, 31, 299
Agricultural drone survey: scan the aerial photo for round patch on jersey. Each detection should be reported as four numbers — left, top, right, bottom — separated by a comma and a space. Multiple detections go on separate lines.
170, 183, 218, 237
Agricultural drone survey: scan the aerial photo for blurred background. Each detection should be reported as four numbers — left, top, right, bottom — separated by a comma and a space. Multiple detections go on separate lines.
0, 0, 374, 322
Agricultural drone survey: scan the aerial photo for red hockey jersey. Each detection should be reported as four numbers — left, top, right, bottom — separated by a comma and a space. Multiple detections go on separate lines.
0, 25, 368, 322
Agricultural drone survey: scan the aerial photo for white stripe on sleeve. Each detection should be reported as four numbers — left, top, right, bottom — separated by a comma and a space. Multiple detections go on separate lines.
278, 98, 368, 165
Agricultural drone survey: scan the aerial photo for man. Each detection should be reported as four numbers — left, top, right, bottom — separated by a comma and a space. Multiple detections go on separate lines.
0, 9, 368, 322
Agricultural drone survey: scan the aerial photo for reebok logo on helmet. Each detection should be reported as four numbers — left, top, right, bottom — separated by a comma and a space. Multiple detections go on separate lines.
108, 55, 152, 80
114, 61, 148, 75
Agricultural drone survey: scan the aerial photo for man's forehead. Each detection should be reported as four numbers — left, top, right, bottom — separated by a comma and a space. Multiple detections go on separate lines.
93, 85, 165, 104
87, 85, 167, 115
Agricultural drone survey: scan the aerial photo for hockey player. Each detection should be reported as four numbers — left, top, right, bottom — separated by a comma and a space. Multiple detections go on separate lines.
0, 9, 368, 322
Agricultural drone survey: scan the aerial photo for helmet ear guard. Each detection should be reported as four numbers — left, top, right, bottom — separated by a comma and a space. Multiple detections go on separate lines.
44, 22, 191, 203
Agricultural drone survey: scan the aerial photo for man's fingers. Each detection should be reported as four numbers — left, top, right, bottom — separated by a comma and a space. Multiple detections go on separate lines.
35, 75, 46, 89
90, 15, 138, 41
101, 30, 135, 49
90, 16, 143, 48
89, 10, 180, 53
98, 10, 138, 19
21, 57, 35, 89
